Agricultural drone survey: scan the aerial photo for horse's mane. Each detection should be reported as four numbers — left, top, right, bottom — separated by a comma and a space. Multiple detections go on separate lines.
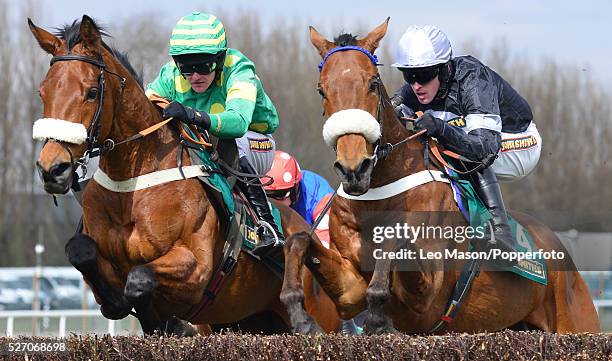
333, 33, 359, 46
54, 20, 144, 88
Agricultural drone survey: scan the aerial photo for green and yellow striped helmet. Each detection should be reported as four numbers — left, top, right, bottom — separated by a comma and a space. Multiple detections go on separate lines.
169, 12, 227, 56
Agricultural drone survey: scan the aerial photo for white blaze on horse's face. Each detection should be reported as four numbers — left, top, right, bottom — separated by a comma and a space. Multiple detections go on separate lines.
32, 118, 88, 144
322, 108, 381, 147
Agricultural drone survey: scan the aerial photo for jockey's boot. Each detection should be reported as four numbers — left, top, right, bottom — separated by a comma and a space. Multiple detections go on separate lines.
237, 157, 285, 257
472, 167, 518, 267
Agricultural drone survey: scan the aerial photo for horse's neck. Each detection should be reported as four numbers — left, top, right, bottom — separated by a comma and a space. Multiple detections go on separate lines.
351, 90, 464, 306
99, 79, 181, 181
369, 103, 426, 188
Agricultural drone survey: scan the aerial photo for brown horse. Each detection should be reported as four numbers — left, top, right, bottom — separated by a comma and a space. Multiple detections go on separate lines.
280, 19, 600, 334
29, 16, 339, 335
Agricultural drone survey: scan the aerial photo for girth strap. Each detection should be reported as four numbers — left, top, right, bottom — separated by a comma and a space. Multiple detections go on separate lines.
182, 208, 244, 322
92, 165, 209, 192
428, 258, 481, 333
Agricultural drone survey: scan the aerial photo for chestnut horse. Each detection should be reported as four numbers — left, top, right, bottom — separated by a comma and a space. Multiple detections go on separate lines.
280, 19, 600, 334
29, 16, 338, 335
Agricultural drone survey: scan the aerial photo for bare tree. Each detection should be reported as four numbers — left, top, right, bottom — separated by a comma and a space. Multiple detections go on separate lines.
463, 38, 612, 229
1, 7, 611, 266
0, 0, 13, 261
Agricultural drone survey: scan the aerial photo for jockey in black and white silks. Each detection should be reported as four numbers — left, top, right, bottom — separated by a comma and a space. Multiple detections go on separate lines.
391, 25, 542, 264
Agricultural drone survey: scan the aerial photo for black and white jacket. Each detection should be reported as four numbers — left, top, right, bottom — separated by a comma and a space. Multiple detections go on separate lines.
395, 55, 533, 163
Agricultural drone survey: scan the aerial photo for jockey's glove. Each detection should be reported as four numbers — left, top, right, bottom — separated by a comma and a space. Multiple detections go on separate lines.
163, 101, 211, 130
436, 124, 502, 165
395, 104, 416, 119
390, 94, 416, 119
414, 113, 444, 137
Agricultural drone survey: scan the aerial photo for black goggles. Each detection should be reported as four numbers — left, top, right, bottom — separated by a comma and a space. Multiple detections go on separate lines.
400, 66, 440, 85
178, 61, 220, 76
173, 52, 225, 76
266, 189, 291, 201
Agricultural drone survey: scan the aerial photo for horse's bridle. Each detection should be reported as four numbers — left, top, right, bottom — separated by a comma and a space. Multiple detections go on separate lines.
318, 46, 482, 176
47, 53, 127, 176
318, 45, 410, 167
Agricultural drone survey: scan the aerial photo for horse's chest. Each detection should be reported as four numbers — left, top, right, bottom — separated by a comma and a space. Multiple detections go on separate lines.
84, 192, 175, 264
87, 219, 134, 260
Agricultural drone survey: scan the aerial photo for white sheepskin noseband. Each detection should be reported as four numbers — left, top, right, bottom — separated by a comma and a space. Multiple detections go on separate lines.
322, 109, 381, 147
33, 118, 88, 144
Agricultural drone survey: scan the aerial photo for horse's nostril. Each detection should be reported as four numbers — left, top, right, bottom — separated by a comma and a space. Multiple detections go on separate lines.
334, 161, 348, 178
358, 158, 373, 175
50, 162, 72, 177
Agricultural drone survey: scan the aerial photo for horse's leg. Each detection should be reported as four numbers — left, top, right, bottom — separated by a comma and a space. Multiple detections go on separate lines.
123, 266, 162, 335
280, 231, 368, 334
280, 232, 323, 334
302, 274, 342, 333
196, 324, 213, 335
65, 233, 131, 319
124, 245, 205, 336
363, 252, 398, 334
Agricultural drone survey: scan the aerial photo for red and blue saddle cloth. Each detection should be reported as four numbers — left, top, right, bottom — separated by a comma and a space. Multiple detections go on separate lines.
292, 170, 334, 225
446, 168, 547, 285
292, 170, 334, 247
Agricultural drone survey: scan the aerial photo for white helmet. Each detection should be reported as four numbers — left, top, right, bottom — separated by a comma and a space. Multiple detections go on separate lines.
392, 25, 452, 68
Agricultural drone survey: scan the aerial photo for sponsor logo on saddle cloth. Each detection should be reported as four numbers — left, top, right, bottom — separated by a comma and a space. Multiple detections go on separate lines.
241, 203, 284, 248
248, 138, 274, 152
500, 135, 538, 152
512, 223, 546, 280
242, 224, 260, 244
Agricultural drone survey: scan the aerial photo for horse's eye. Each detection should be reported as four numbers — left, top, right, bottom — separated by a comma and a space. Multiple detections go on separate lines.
86, 87, 98, 101
317, 86, 325, 98
369, 80, 378, 93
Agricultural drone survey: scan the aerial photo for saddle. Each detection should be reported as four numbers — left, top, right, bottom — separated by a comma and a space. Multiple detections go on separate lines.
179, 130, 285, 320
401, 144, 547, 333
180, 130, 284, 273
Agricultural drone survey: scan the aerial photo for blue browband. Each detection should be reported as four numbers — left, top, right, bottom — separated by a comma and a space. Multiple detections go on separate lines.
318, 45, 381, 72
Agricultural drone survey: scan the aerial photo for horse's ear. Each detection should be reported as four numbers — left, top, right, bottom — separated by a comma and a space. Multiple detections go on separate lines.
28, 18, 62, 55
358, 17, 390, 53
309, 26, 334, 59
79, 15, 102, 53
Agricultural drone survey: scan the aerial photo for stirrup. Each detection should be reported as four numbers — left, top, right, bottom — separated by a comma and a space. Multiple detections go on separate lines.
257, 220, 281, 247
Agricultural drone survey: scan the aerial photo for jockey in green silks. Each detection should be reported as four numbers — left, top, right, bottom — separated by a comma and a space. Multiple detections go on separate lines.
146, 12, 284, 257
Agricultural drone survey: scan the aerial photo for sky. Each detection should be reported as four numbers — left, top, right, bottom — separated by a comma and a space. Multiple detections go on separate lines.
12, 0, 612, 87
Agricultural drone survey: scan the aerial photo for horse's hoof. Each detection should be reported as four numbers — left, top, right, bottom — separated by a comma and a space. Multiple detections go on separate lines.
100, 303, 131, 320
294, 320, 324, 335
364, 325, 399, 335
296, 324, 324, 335
164, 316, 198, 337
364, 315, 399, 335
